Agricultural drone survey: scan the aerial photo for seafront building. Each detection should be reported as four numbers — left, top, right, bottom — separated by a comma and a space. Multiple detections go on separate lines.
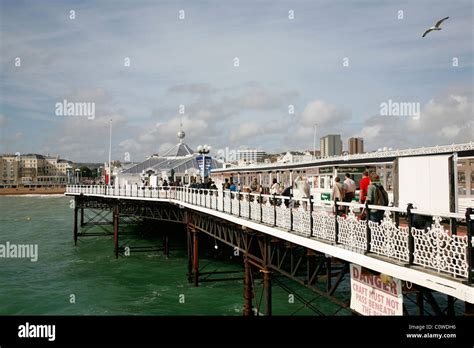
277, 151, 314, 164
0, 153, 72, 187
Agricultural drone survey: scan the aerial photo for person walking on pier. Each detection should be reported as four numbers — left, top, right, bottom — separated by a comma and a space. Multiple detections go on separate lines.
332, 176, 344, 215
250, 177, 261, 194
270, 178, 280, 195
343, 173, 356, 213
359, 170, 371, 203
223, 178, 230, 190
229, 180, 237, 192
365, 174, 389, 223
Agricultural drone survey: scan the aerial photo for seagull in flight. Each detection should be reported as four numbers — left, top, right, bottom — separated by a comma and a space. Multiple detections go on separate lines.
422, 17, 449, 37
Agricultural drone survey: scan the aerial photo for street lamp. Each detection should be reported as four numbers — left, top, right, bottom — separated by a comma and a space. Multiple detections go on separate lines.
313, 124, 317, 160
66, 168, 70, 185
197, 144, 211, 180
75, 168, 80, 184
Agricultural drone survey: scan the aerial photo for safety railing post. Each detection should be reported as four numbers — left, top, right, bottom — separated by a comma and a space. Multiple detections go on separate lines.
248, 193, 252, 220
238, 190, 241, 217
365, 201, 371, 254
272, 193, 276, 226
407, 203, 415, 265
334, 199, 339, 244
289, 193, 293, 231
466, 207, 473, 284
222, 190, 225, 212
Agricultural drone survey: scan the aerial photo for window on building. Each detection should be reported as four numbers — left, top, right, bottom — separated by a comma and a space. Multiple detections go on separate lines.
471, 172, 474, 196
458, 171, 466, 196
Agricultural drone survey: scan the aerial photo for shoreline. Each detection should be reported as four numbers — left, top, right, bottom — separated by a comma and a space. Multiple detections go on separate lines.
0, 187, 66, 195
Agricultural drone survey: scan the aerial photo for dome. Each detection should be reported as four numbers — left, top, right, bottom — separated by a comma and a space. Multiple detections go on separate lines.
177, 130, 185, 142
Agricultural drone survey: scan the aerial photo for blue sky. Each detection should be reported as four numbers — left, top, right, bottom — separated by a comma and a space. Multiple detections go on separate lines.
0, 0, 472, 162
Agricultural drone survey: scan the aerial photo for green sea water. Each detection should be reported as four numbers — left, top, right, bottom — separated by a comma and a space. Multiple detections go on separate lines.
0, 195, 350, 316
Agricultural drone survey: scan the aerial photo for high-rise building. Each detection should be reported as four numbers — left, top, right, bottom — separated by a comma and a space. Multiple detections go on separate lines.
236, 149, 266, 163
348, 137, 364, 154
320, 135, 342, 157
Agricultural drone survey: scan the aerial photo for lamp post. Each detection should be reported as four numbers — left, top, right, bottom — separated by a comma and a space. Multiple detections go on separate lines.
99, 166, 103, 184
313, 124, 317, 160
108, 118, 112, 186
197, 145, 211, 180
75, 168, 80, 184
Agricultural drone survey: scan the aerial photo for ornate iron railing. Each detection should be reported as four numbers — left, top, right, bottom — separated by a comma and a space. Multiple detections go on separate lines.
66, 185, 473, 282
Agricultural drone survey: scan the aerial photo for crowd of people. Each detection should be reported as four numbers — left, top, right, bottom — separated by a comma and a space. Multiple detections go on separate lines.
331, 170, 389, 223
135, 170, 389, 223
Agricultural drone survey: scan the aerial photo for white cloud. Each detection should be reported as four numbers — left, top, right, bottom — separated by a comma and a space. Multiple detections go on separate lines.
301, 100, 347, 126
438, 125, 462, 138
358, 125, 382, 141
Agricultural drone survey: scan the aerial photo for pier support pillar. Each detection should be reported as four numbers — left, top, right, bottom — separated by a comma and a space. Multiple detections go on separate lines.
326, 257, 332, 293
416, 289, 424, 316
187, 227, 193, 283
73, 204, 78, 246
243, 257, 254, 316
262, 268, 272, 316
185, 212, 193, 283
447, 295, 455, 316
465, 302, 474, 316
113, 205, 119, 259
193, 229, 199, 287
192, 229, 199, 286
80, 207, 84, 227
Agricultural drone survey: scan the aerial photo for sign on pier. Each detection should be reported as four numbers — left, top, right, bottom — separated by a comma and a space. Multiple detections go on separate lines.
350, 264, 403, 316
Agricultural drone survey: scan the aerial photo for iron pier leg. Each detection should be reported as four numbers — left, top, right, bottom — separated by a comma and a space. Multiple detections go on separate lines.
187, 227, 193, 283
326, 257, 332, 293
193, 229, 199, 287
447, 295, 455, 316
263, 268, 272, 316
243, 257, 253, 316
465, 302, 474, 316
80, 207, 84, 227
113, 205, 119, 259
73, 204, 78, 246
416, 289, 424, 316
186, 212, 193, 283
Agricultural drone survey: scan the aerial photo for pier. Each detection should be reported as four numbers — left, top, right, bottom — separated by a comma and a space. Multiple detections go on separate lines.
66, 185, 474, 316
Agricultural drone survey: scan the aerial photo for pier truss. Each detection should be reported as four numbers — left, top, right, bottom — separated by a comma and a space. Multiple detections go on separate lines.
67, 186, 474, 316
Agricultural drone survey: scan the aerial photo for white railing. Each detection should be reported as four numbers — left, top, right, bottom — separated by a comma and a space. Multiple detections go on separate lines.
66, 185, 474, 281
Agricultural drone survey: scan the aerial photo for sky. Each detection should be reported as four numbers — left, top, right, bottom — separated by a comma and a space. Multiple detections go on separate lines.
0, 0, 473, 162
